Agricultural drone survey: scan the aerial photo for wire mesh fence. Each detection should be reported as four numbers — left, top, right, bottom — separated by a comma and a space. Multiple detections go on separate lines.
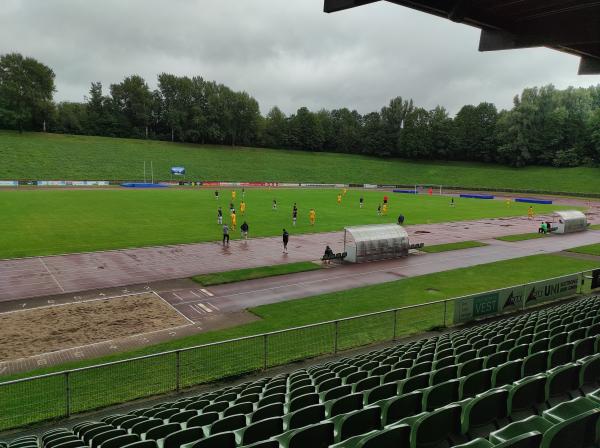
0, 272, 596, 431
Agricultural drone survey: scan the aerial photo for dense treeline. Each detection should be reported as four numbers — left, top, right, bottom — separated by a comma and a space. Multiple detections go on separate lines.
1, 52, 600, 167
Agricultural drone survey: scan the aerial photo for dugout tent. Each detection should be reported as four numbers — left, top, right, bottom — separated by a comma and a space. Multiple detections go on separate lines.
553, 210, 588, 234
344, 223, 410, 263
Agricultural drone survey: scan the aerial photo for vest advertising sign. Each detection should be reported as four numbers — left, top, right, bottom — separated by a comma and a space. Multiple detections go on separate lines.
454, 273, 580, 324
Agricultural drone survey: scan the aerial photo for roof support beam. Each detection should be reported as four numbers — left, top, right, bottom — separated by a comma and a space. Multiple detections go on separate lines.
478, 29, 536, 52
579, 56, 600, 74
324, 0, 379, 13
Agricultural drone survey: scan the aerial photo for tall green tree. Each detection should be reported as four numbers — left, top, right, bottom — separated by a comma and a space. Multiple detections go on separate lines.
0, 53, 55, 132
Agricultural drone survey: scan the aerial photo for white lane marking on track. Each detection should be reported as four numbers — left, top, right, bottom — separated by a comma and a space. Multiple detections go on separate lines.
152, 291, 195, 324
190, 290, 203, 298
197, 303, 213, 313
172, 292, 184, 301
200, 288, 214, 297
206, 302, 219, 311
39, 258, 65, 292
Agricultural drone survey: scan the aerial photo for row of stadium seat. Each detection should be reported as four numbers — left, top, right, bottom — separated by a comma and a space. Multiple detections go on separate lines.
3, 295, 600, 448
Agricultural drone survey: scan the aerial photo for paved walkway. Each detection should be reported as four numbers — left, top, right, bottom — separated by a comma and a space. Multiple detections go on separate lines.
3, 211, 599, 302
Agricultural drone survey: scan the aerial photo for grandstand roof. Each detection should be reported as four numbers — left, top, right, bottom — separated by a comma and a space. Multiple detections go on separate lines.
323, 0, 600, 74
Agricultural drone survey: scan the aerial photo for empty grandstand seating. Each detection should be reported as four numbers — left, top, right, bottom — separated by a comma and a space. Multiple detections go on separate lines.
3, 295, 600, 448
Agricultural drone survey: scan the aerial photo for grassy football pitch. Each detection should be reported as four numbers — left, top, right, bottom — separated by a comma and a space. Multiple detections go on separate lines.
0, 188, 572, 259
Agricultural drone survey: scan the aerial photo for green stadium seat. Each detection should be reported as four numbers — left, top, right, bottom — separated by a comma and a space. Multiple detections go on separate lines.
493, 431, 542, 448
51, 441, 85, 448
498, 339, 516, 352
100, 434, 140, 448
540, 409, 600, 448
258, 393, 285, 408
382, 368, 408, 384
460, 369, 493, 399
485, 351, 509, 369
399, 373, 430, 394
459, 358, 485, 377
184, 413, 218, 430
201, 402, 228, 414
168, 411, 197, 425
183, 432, 234, 448
130, 420, 163, 437
542, 396, 598, 423
422, 379, 460, 411
432, 356, 455, 370
478, 345, 497, 358
331, 407, 381, 443
234, 416, 283, 445
184, 401, 209, 412
572, 337, 595, 359
489, 416, 553, 444
549, 333, 567, 349
91, 429, 127, 448
522, 352, 549, 377
365, 382, 398, 405
430, 365, 458, 385
507, 375, 547, 418
222, 402, 253, 418
409, 403, 462, 448
378, 391, 423, 425
336, 424, 411, 448
251, 403, 284, 423
235, 393, 260, 405
409, 362, 432, 377
83, 426, 114, 445
286, 392, 319, 413
452, 439, 493, 448
457, 349, 478, 364
284, 403, 325, 430
207, 414, 245, 436
529, 338, 550, 355
325, 393, 363, 418
460, 389, 509, 438
548, 344, 574, 368
508, 344, 528, 361
120, 441, 157, 448
545, 363, 581, 404
162, 428, 203, 448
321, 385, 352, 402
493, 360, 523, 387
353, 376, 380, 393
317, 377, 342, 393
275, 422, 334, 448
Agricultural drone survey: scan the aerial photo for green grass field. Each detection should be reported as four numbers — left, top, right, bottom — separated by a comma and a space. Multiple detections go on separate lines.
568, 244, 600, 256
420, 241, 488, 253
496, 232, 550, 242
2, 131, 600, 194
192, 262, 321, 286
1, 254, 598, 431
0, 188, 572, 259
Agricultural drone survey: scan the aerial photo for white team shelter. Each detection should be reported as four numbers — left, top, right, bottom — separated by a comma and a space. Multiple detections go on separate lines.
552, 210, 589, 234
343, 224, 416, 263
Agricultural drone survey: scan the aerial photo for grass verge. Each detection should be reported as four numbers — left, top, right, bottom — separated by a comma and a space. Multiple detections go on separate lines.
420, 241, 488, 253
496, 232, 550, 242
192, 262, 321, 286
1, 254, 598, 431
568, 244, 600, 257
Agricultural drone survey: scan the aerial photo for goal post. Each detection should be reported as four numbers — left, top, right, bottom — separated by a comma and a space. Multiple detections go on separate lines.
414, 184, 443, 195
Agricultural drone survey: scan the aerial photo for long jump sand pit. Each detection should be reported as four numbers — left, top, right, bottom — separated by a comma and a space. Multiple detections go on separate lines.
0, 293, 189, 361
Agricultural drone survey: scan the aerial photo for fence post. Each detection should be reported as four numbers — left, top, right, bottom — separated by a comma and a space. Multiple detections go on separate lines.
176, 350, 181, 393
65, 371, 71, 418
393, 310, 398, 341
443, 300, 447, 328
334, 321, 339, 354
263, 335, 268, 370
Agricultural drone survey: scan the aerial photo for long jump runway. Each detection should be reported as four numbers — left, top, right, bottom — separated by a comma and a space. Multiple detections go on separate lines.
3, 213, 598, 303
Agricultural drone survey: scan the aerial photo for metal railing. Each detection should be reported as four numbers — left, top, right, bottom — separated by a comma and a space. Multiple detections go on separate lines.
0, 270, 597, 432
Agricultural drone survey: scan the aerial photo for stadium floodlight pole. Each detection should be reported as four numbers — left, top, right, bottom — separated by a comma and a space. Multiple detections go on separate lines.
151, 161, 154, 184
143, 161, 146, 183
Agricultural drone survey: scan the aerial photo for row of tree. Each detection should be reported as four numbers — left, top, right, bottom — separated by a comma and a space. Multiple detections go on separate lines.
2, 52, 600, 167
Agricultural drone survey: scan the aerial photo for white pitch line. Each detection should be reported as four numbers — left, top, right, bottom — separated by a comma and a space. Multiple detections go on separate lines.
189, 290, 203, 299
200, 288, 214, 297
206, 302, 220, 311
38, 258, 65, 293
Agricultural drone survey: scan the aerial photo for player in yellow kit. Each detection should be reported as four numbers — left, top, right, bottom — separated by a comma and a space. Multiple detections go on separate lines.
337, 194, 342, 205
382, 203, 388, 215
231, 190, 236, 200
309, 208, 316, 226
527, 206, 534, 220
231, 211, 237, 230
240, 201, 246, 215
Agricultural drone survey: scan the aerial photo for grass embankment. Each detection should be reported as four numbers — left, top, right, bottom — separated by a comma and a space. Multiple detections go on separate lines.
590, 225, 600, 230
2, 254, 598, 431
192, 262, 321, 286
420, 241, 488, 253
1, 131, 600, 194
497, 232, 550, 242
0, 189, 571, 259
568, 244, 600, 257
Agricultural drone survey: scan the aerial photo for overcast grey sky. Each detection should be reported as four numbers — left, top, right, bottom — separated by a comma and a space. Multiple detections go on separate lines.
1, 0, 598, 115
